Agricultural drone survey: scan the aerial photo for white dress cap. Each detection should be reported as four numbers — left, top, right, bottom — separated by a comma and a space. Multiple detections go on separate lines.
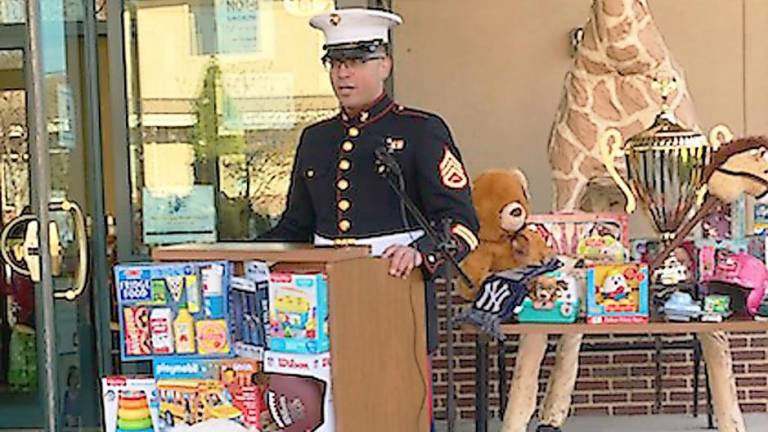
310, 8, 403, 48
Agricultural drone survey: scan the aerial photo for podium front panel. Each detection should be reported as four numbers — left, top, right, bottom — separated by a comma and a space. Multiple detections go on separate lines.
327, 258, 430, 432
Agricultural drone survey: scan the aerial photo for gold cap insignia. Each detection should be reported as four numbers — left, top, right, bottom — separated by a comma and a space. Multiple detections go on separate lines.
330, 13, 341, 26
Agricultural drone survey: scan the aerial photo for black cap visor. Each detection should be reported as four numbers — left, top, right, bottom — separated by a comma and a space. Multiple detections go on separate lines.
322, 39, 386, 62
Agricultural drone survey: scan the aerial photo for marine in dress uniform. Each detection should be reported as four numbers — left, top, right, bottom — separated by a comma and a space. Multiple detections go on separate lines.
260, 8, 479, 353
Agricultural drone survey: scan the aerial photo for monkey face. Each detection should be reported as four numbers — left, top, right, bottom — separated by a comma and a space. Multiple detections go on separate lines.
719, 146, 768, 198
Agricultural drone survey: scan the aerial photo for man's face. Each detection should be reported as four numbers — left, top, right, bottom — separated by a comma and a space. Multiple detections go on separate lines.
328, 55, 391, 112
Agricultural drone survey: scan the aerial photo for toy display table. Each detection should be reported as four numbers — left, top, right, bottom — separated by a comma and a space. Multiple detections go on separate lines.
470, 319, 768, 432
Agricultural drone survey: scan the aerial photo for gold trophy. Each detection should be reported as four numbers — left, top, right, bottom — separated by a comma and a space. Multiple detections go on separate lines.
599, 78, 732, 266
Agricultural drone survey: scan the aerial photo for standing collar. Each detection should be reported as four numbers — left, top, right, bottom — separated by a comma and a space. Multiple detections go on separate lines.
339, 93, 395, 127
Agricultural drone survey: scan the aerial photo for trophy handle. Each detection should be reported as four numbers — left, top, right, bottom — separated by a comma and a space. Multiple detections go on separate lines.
709, 124, 733, 151
598, 128, 636, 213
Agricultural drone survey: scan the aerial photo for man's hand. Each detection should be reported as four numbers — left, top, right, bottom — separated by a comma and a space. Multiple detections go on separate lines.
382, 245, 423, 278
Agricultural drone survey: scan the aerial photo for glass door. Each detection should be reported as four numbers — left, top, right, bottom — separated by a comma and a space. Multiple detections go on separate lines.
0, 0, 111, 430
0, 46, 43, 428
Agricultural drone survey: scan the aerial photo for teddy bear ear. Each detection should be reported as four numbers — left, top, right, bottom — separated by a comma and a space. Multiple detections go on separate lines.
509, 168, 530, 200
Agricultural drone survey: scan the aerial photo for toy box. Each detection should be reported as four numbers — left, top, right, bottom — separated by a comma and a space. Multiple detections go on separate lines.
517, 271, 580, 323
696, 237, 767, 270
701, 194, 747, 239
115, 261, 233, 361
263, 350, 334, 432
152, 357, 266, 431
101, 376, 160, 432
631, 238, 698, 285
587, 264, 649, 324
528, 212, 629, 263
268, 272, 329, 354
230, 263, 270, 359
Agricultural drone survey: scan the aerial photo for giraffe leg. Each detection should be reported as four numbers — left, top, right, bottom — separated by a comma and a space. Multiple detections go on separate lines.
539, 333, 584, 427
699, 331, 746, 432
501, 333, 549, 432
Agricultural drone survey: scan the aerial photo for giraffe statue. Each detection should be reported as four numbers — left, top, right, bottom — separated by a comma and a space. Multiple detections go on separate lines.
502, 1, 746, 432
548, 0, 698, 211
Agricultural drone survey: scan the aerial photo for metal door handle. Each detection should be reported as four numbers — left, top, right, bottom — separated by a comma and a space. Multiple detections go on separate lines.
0, 200, 89, 301
51, 201, 88, 301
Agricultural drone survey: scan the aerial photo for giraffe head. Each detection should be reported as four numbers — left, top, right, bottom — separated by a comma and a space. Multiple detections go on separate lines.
579, 0, 670, 76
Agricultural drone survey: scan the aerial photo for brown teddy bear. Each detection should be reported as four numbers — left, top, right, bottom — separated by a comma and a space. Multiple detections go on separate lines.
459, 168, 553, 300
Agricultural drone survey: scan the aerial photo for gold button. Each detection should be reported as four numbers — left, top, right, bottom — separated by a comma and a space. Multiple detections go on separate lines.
338, 159, 351, 171
337, 179, 349, 191
348, 127, 359, 137
339, 219, 351, 232
338, 199, 351, 211
306, 169, 314, 178
342, 141, 354, 152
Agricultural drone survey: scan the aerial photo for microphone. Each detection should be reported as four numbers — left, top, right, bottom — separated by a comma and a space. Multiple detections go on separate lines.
374, 146, 402, 176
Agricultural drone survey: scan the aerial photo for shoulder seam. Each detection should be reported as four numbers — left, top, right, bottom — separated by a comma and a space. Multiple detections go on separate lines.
393, 108, 430, 119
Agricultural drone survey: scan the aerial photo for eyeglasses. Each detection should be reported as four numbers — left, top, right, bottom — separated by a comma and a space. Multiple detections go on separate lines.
323, 56, 385, 71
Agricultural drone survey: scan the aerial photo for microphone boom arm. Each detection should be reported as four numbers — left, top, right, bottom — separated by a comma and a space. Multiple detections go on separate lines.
375, 151, 475, 289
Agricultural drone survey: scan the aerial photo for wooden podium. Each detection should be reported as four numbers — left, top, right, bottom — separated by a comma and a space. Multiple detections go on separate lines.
153, 242, 430, 432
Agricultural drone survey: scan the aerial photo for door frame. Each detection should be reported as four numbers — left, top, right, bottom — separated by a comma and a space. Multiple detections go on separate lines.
0, 0, 113, 428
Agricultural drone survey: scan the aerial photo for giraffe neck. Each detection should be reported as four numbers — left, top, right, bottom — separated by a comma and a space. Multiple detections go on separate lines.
583, 0, 667, 74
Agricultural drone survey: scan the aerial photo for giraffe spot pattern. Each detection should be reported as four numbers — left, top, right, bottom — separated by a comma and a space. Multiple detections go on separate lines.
592, 81, 623, 122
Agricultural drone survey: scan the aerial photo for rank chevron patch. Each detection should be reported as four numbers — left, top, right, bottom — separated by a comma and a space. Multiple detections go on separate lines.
439, 146, 468, 189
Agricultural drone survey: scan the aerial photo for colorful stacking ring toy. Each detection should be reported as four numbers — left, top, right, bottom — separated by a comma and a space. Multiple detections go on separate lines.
117, 407, 149, 420
117, 398, 148, 410
116, 417, 152, 430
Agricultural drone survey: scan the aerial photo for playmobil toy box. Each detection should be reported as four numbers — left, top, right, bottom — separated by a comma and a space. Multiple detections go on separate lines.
528, 212, 629, 263
517, 271, 580, 323
229, 261, 270, 359
115, 261, 234, 361
152, 358, 266, 431
268, 272, 329, 354
101, 376, 161, 432
262, 350, 334, 432
587, 263, 649, 324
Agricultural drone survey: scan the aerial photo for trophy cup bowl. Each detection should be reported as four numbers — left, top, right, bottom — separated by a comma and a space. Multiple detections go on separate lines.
599, 113, 732, 241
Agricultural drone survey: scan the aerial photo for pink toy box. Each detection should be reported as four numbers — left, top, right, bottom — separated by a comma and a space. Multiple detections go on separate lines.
528, 212, 629, 263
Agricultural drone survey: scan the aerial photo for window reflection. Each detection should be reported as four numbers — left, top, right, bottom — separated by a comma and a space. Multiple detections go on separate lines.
125, 0, 337, 252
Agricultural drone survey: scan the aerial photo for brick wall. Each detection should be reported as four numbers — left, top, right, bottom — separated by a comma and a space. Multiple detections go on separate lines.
431, 291, 768, 421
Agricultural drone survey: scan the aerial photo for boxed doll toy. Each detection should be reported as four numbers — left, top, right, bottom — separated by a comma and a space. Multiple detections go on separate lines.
153, 358, 266, 431
586, 263, 649, 324
517, 271, 580, 323
528, 212, 629, 263
101, 376, 160, 432
263, 350, 334, 432
268, 272, 329, 354
229, 261, 270, 359
115, 261, 233, 361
